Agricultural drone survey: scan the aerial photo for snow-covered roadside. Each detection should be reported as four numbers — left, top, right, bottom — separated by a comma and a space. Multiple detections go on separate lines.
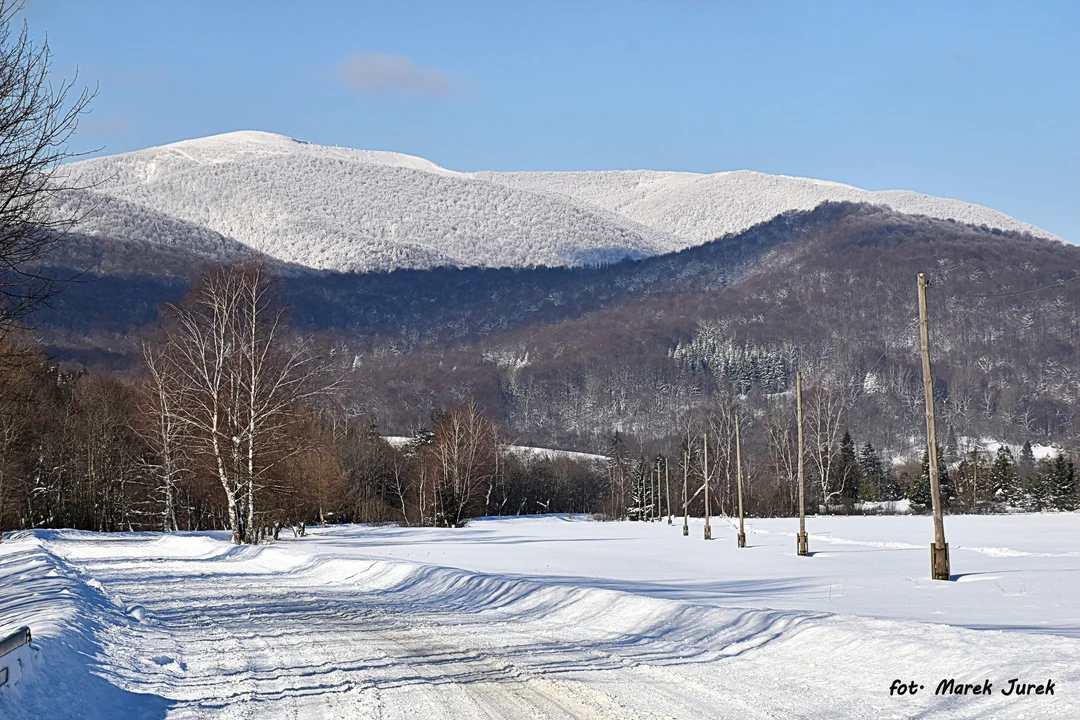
2, 516, 1079, 718
0, 532, 172, 718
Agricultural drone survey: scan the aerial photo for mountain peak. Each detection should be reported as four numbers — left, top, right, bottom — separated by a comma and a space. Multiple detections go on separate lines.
78, 128, 460, 177
59, 131, 1061, 275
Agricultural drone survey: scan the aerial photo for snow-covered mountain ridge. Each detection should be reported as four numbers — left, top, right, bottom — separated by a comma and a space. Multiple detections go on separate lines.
59, 131, 1059, 273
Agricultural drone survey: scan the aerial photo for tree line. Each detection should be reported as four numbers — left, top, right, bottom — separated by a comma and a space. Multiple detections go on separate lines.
0, 265, 611, 541
0, 262, 1074, 544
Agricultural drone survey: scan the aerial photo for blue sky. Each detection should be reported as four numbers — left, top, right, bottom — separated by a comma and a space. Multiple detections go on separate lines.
27, 0, 1079, 240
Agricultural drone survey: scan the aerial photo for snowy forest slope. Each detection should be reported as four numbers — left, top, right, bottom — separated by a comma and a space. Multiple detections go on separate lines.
481, 169, 1058, 246
56, 131, 1059, 274
57, 131, 679, 272
33, 202, 1080, 458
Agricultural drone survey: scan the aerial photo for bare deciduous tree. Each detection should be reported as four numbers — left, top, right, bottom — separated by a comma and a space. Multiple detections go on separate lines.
139, 342, 188, 532
429, 399, 495, 527
805, 375, 860, 509
155, 265, 336, 544
0, 0, 95, 340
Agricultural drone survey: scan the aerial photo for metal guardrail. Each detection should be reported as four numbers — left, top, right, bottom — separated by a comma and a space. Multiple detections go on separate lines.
0, 626, 31, 688
0, 627, 30, 659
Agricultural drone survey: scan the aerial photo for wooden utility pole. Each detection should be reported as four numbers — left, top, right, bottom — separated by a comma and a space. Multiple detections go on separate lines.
971, 448, 978, 514
655, 459, 662, 521
655, 459, 661, 521
796, 371, 808, 556
649, 462, 656, 522
703, 433, 712, 540
609, 464, 616, 520
682, 450, 689, 536
665, 457, 672, 525
918, 273, 951, 581
736, 413, 746, 548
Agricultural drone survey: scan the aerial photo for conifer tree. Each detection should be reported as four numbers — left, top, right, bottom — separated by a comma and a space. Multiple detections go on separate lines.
857, 442, 881, 502
857, 442, 901, 502
1049, 455, 1076, 511
1024, 457, 1054, 511
911, 444, 951, 511
910, 449, 933, 510
944, 426, 959, 465
837, 431, 860, 508
956, 447, 987, 512
1018, 441, 1036, 485
991, 445, 1021, 508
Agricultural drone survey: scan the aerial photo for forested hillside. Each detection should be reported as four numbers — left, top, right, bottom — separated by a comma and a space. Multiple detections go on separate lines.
33, 202, 1080, 462
10, 201, 1078, 536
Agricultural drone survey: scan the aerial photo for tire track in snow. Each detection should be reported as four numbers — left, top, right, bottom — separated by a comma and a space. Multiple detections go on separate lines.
45, 535, 639, 719
40, 529, 1080, 719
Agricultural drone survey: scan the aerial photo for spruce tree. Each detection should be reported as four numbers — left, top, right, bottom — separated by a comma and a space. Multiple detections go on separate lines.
857, 442, 881, 502
956, 448, 986, 512
911, 444, 950, 512
945, 426, 959, 465
878, 466, 902, 502
837, 431, 861, 507
1050, 456, 1077, 511
1025, 457, 1054, 511
910, 449, 933, 510
991, 445, 1021, 508
1018, 441, 1036, 485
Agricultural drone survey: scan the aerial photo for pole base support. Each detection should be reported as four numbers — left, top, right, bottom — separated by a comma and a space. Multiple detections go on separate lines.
737, 532, 746, 548
797, 532, 809, 556
704, 525, 712, 540
931, 542, 951, 580
682, 525, 689, 536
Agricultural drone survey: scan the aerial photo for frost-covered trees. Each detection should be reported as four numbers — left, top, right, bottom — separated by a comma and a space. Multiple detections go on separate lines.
61, 143, 674, 273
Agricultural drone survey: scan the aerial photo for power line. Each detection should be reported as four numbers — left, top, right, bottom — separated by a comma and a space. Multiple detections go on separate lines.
955, 273, 1080, 299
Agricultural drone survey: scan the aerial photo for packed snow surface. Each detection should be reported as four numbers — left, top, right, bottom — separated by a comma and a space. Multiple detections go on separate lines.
2, 515, 1077, 719
59, 131, 1059, 272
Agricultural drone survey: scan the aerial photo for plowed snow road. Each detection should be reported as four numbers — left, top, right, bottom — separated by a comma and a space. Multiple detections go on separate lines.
44, 534, 769, 719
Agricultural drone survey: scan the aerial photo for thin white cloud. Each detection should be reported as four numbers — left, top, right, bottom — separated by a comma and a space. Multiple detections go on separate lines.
337, 52, 465, 98
82, 114, 131, 135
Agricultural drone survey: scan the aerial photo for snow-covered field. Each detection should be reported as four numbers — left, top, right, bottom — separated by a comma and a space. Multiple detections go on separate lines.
1, 515, 1077, 719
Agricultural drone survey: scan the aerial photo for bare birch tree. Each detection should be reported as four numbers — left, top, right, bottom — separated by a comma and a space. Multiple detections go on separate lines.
805, 375, 860, 510
155, 265, 335, 544
763, 397, 798, 515
429, 399, 495, 527
139, 342, 188, 532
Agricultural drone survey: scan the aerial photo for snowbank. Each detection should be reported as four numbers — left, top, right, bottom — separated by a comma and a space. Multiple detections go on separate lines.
0, 533, 172, 718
